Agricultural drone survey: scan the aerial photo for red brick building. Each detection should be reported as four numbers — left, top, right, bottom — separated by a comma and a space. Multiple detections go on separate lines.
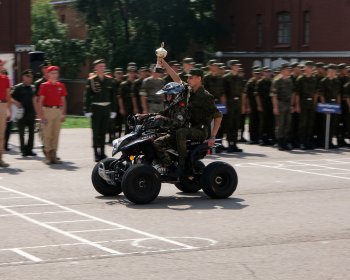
0, 0, 33, 84
215, 0, 350, 70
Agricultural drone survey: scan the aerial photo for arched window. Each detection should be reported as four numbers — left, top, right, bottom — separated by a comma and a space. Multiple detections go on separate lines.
277, 12, 291, 44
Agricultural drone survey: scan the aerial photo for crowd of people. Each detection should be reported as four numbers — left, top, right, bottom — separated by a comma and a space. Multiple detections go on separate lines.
1, 55, 350, 168
86, 58, 350, 158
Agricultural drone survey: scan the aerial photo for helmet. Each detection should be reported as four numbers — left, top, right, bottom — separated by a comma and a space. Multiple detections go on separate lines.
156, 82, 184, 95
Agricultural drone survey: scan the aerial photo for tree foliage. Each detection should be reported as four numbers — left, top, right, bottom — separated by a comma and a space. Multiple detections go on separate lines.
32, 0, 88, 79
75, 0, 220, 68
31, 0, 67, 44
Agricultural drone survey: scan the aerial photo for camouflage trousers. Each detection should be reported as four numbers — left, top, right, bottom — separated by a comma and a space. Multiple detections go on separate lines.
153, 134, 176, 167
176, 127, 207, 168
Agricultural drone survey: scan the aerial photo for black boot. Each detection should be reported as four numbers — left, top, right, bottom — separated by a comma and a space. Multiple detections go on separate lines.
227, 143, 243, 153
100, 145, 107, 160
94, 147, 100, 162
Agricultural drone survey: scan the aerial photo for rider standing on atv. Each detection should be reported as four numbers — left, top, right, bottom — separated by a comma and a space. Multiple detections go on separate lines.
159, 58, 223, 176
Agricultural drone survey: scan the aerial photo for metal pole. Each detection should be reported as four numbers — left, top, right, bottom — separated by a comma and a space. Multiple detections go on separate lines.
325, 113, 331, 149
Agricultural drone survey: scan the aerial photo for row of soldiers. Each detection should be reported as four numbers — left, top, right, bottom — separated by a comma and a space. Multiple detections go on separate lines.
85, 57, 350, 160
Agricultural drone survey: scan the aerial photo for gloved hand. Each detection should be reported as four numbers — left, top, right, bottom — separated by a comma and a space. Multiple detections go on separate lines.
110, 112, 117, 119
85, 112, 93, 118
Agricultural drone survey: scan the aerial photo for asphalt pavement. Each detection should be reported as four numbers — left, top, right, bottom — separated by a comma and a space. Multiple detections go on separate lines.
0, 128, 349, 280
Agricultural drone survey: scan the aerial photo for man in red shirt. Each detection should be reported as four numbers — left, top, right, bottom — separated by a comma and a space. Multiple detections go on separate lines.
0, 59, 11, 167
37, 66, 67, 164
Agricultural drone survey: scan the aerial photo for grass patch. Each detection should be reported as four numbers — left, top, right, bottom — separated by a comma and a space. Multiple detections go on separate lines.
62, 115, 91, 129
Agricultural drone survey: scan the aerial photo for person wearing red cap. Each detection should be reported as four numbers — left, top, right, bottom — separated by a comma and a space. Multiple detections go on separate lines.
37, 66, 67, 164
0, 60, 11, 167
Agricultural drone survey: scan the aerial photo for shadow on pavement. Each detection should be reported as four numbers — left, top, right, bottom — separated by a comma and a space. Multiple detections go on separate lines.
97, 194, 249, 211
210, 152, 267, 159
49, 161, 79, 171
0, 167, 24, 175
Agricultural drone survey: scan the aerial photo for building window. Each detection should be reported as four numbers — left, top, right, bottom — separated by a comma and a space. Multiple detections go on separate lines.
230, 16, 236, 46
277, 12, 291, 44
303, 11, 310, 45
257, 14, 263, 47
60, 14, 66, 23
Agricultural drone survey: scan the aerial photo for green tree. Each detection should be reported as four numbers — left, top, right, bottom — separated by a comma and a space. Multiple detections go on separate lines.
31, 0, 67, 44
32, 0, 88, 79
75, 0, 221, 67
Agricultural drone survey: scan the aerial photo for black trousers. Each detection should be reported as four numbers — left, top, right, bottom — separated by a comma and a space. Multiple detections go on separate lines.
17, 114, 35, 153
91, 105, 111, 148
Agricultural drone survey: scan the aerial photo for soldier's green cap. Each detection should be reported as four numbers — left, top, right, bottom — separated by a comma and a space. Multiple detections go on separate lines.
195, 63, 204, 68
228, 60, 241, 66
253, 68, 262, 74
127, 62, 137, 67
93, 59, 105, 66
22, 69, 33, 76
280, 63, 292, 69
327, 64, 338, 70
315, 62, 325, 68
290, 62, 300, 68
185, 68, 204, 78
273, 68, 281, 73
40, 60, 51, 68
251, 65, 260, 70
114, 68, 123, 73
338, 63, 347, 69
127, 66, 137, 72
182, 57, 195, 64
304, 61, 315, 67
262, 66, 271, 71
105, 69, 112, 74
168, 60, 178, 66
207, 59, 219, 65
139, 66, 149, 72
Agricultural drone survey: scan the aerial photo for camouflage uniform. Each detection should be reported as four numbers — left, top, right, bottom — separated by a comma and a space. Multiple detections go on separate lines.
318, 77, 341, 143
244, 77, 260, 143
223, 72, 244, 147
176, 86, 222, 168
343, 82, 350, 137
295, 75, 318, 147
139, 77, 165, 113
255, 76, 274, 144
153, 98, 188, 167
270, 77, 294, 144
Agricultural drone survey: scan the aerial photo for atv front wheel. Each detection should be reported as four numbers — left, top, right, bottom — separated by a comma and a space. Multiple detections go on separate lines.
91, 158, 122, 196
121, 164, 161, 204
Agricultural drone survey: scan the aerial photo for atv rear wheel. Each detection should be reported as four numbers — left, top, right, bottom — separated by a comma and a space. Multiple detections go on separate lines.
91, 158, 122, 196
121, 164, 161, 204
200, 161, 238, 199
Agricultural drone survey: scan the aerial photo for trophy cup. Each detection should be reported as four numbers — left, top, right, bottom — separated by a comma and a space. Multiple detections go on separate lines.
155, 42, 167, 73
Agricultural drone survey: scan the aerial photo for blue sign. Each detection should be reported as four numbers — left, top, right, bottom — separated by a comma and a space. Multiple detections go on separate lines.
316, 103, 341, 114
216, 103, 227, 115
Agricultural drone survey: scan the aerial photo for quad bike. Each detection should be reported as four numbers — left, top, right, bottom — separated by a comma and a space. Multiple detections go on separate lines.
91, 115, 238, 204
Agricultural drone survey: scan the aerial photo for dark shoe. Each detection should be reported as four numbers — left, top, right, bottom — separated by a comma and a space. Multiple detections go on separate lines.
227, 145, 243, 153
300, 144, 307, 150
22, 153, 29, 157
329, 143, 338, 149
5, 147, 11, 151
237, 137, 247, 143
168, 167, 185, 178
27, 151, 37, 156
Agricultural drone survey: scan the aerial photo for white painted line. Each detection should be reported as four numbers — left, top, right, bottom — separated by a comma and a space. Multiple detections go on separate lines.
0, 191, 10, 193
0, 206, 123, 256
4, 204, 49, 208
24, 210, 71, 216
288, 161, 350, 172
250, 163, 350, 180
11, 248, 42, 262
0, 186, 195, 250
45, 219, 93, 224
68, 228, 123, 233
0, 197, 26, 200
